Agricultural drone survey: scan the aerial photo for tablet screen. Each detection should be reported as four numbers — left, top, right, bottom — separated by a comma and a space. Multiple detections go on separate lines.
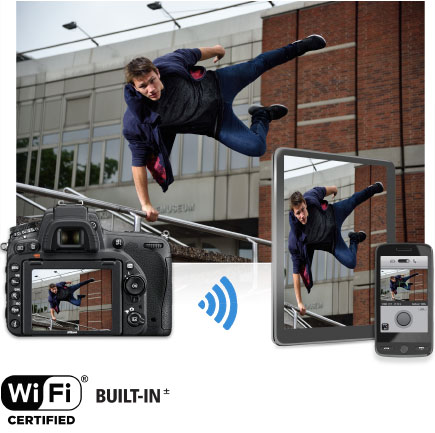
273, 149, 396, 344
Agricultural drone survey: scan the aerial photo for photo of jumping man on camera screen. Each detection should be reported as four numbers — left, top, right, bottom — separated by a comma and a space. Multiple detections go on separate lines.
380, 269, 426, 302
31, 269, 112, 332
283, 156, 388, 328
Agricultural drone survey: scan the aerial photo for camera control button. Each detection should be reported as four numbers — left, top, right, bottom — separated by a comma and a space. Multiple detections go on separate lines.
10, 305, 20, 315
10, 292, 21, 301
10, 277, 20, 286
396, 311, 412, 327
126, 262, 134, 270
125, 276, 146, 296
15, 244, 25, 253
10, 264, 20, 272
29, 241, 40, 251
112, 238, 124, 249
127, 312, 145, 327
10, 319, 20, 329
400, 345, 409, 354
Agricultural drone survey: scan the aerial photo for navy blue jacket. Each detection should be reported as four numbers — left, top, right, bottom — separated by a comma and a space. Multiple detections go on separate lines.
48, 281, 68, 312
123, 48, 207, 192
288, 187, 330, 293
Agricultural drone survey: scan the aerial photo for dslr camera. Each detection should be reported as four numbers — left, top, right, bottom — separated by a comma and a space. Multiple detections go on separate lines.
5, 204, 172, 336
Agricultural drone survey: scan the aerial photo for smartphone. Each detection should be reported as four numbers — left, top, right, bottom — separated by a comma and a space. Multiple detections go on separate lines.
375, 243, 433, 356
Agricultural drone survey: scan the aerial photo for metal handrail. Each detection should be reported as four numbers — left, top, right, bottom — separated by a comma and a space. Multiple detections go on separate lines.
284, 302, 346, 328
17, 191, 188, 248
32, 313, 110, 331
63, 187, 188, 247
16, 183, 271, 261
284, 307, 312, 329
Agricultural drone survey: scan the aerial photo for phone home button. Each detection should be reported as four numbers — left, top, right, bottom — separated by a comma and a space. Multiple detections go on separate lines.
400, 345, 409, 354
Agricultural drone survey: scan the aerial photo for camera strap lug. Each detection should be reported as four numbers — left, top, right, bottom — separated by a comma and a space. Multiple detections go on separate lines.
1, 242, 8, 252
161, 230, 170, 240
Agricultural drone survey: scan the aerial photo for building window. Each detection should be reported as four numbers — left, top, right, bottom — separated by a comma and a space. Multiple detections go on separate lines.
202, 136, 215, 173
28, 150, 38, 186
75, 143, 88, 187
170, 137, 180, 177
58, 145, 75, 189
42, 133, 59, 146
121, 141, 133, 182
17, 137, 29, 149
103, 139, 120, 184
16, 153, 28, 183
218, 142, 227, 171
63, 128, 90, 143
182, 134, 199, 175
39, 148, 58, 189
90, 141, 103, 185
231, 149, 249, 170
94, 123, 121, 138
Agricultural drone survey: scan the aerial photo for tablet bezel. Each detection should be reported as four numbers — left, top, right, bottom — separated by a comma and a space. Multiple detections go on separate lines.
272, 148, 396, 345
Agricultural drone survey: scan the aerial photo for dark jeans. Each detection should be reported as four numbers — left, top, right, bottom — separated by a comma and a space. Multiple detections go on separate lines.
67, 279, 92, 306
332, 185, 378, 269
398, 273, 418, 290
215, 43, 298, 156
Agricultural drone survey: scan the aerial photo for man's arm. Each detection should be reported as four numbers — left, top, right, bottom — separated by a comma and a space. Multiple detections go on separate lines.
199, 45, 225, 63
324, 186, 338, 198
132, 166, 159, 222
293, 273, 306, 315
50, 308, 56, 321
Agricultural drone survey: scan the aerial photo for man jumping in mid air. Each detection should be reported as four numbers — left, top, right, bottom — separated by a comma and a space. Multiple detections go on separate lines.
288, 182, 384, 315
48, 278, 94, 321
123, 35, 326, 221
390, 273, 419, 300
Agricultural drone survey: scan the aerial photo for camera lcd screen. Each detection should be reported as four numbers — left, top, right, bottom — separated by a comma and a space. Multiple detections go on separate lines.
379, 257, 428, 334
273, 149, 396, 344
31, 268, 113, 332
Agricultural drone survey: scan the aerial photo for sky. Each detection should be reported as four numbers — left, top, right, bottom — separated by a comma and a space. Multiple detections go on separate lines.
16, 0, 295, 59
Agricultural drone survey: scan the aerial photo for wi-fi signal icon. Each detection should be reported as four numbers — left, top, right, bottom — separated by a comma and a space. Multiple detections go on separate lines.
198, 276, 238, 330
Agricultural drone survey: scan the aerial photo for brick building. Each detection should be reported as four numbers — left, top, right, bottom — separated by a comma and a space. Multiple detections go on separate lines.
260, 1, 424, 325
79, 269, 112, 330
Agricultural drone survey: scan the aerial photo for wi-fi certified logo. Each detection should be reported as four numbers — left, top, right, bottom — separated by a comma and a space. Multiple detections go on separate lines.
1, 376, 82, 411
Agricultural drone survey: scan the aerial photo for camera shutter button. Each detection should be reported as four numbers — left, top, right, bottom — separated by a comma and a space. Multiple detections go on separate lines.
396, 311, 412, 327
125, 276, 146, 296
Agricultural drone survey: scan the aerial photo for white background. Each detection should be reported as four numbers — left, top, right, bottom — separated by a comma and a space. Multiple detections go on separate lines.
1, 1, 435, 432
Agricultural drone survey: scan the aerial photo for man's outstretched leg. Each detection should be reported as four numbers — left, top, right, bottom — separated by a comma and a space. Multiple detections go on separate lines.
399, 273, 419, 290
332, 182, 384, 269
216, 35, 326, 156
67, 278, 95, 303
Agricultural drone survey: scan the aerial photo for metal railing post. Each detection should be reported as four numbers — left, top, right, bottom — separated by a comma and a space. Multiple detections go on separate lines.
132, 212, 142, 232
16, 193, 47, 211
248, 238, 259, 263
292, 307, 298, 329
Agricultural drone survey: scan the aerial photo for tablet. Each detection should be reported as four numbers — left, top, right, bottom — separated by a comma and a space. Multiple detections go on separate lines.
272, 148, 396, 345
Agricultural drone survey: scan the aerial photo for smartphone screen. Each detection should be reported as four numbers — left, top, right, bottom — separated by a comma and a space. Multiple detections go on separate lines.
376, 245, 433, 356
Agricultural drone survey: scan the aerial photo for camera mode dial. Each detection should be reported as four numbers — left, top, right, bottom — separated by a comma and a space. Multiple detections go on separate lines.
124, 275, 146, 296
9, 221, 40, 240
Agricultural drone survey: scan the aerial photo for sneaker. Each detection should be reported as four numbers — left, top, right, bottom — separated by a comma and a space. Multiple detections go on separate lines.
248, 103, 288, 121
349, 231, 367, 243
89, 278, 95, 282
78, 294, 86, 299
369, 181, 384, 194
294, 34, 326, 56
